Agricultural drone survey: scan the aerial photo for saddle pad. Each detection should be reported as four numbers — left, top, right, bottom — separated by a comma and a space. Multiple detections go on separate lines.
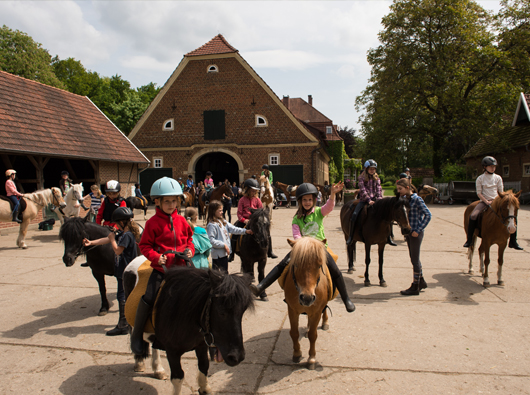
0, 195, 26, 213
135, 197, 145, 207
125, 259, 162, 334
278, 248, 338, 302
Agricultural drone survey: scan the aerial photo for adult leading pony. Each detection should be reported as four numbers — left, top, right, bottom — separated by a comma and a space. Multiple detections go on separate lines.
59, 216, 116, 315
0, 187, 65, 249
124, 263, 254, 395
340, 196, 411, 285
275, 181, 297, 208
238, 208, 271, 299
55, 183, 86, 224
283, 237, 333, 370
464, 190, 521, 287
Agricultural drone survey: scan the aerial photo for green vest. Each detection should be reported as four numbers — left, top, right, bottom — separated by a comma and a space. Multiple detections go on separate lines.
261, 170, 273, 184
291, 207, 327, 246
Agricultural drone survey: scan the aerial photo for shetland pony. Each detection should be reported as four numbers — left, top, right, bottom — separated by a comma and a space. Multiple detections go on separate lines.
55, 183, 86, 224
464, 190, 521, 287
125, 196, 148, 220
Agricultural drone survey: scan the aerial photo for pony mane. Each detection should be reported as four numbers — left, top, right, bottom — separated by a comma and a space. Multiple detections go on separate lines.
59, 217, 109, 245
25, 189, 52, 206
290, 237, 326, 272
371, 197, 404, 222
493, 190, 520, 211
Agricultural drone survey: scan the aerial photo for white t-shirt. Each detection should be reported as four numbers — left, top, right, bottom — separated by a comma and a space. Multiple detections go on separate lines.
476, 172, 503, 201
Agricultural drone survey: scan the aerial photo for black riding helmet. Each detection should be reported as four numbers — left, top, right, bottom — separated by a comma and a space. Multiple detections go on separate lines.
61, 170, 69, 176
244, 178, 260, 190
399, 173, 408, 179
111, 207, 134, 223
482, 156, 497, 167
262, 164, 269, 170
296, 183, 319, 200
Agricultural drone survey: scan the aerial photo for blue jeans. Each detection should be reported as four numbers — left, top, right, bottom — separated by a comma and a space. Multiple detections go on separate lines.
8, 195, 19, 213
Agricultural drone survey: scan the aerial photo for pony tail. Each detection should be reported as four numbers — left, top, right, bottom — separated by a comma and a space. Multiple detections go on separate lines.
128, 219, 142, 243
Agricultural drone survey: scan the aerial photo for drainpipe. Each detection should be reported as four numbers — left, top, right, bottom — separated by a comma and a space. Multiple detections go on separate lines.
311, 143, 324, 184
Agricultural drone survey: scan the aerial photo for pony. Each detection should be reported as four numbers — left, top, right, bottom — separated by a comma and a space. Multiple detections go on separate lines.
335, 189, 344, 205
182, 186, 196, 210
275, 181, 297, 208
0, 187, 66, 249
125, 196, 148, 220
123, 263, 254, 395
238, 207, 271, 300
259, 175, 274, 221
340, 196, 411, 285
59, 216, 116, 315
464, 190, 521, 287
283, 237, 332, 370
314, 184, 331, 204
418, 184, 438, 204
55, 183, 86, 224
198, 181, 233, 222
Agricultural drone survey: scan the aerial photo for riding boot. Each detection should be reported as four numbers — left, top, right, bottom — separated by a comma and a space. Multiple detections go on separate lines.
346, 211, 359, 246
267, 237, 278, 259
387, 235, 397, 246
131, 297, 152, 355
400, 281, 420, 296
509, 231, 523, 250
11, 207, 22, 223
106, 301, 129, 336
250, 253, 290, 297
333, 273, 356, 312
419, 276, 428, 290
463, 219, 478, 248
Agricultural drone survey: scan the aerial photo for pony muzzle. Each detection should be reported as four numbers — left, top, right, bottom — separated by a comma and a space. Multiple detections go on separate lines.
299, 293, 316, 307
63, 254, 76, 267
222, 348, 245, 367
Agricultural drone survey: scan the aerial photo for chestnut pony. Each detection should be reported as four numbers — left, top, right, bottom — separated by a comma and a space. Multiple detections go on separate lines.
464, 190, 521, 287
283, 237, 333, 370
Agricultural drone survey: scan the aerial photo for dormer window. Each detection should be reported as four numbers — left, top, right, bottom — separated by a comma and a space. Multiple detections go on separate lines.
207, 65, 219, 73
163, 119, 174, 131
326, 126, 332, 134
255, 115, 268, 127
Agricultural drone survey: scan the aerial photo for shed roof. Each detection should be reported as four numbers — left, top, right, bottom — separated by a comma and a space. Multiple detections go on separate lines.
464, 124, 530, 158
0, 70, 148, 163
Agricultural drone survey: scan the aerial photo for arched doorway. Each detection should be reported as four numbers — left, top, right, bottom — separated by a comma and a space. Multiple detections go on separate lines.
195, 152, 239, 186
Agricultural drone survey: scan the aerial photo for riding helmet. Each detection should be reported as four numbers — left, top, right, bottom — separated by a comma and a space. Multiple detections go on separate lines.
482, 156, 497, 167
105, 180, 121, 193
111, 207, 134, 222
243, 178, 260, 191
5, 169, 16, 177
399, 172, 408, 179
295, 183, 319, 200
206, 171, 212, 176
364, 159, 377, 169
404, 168, 410, 172
150, 176, 183, 198
262, 164, 269, 170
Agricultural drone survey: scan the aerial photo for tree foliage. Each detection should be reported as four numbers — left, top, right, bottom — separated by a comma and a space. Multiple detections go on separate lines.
356, 0, 530, 176
0, 25, 63, 88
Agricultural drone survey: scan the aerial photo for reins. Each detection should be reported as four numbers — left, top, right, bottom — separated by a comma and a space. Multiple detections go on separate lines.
487, 201, 517, 228
199, 289, 216, 347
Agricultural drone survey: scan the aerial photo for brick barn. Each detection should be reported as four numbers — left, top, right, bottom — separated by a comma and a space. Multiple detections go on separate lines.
129, 35, 331, 189
464, 92, 530, 192
0, 71, 149, 231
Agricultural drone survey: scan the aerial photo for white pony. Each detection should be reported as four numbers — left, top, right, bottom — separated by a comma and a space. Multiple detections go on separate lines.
259, 175, 274, 222
55, 183, 87, 224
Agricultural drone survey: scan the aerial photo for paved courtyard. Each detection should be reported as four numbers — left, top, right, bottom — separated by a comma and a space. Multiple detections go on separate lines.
1, 202, 529, 394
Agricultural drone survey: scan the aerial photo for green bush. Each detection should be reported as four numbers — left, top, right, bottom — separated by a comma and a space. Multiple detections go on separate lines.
382, 181, 394, 187
440, 162, 467, 181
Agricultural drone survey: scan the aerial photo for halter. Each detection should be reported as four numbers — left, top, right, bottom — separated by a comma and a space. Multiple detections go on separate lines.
487, 203, 517, 228
199, 290, 216, 347
290, 262, 325, 295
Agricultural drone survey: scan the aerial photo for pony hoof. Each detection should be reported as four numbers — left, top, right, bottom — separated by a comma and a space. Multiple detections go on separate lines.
154, 370, 168, 380
98, 309, 108, 316
498, 281, 505, 286
380, 281, 387, 287
134, 362, 146, 372
307, 360, 316, 370
364, 281, 371, 287
468, 270, 474, 275
322, 323, 329, 331
293, 355, 302, 363
347, 268, 355, 273
483, 282, 490, 288
260, 294, 269, 301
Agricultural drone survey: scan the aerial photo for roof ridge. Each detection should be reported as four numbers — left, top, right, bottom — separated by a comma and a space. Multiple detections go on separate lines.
185, 34, 238, 57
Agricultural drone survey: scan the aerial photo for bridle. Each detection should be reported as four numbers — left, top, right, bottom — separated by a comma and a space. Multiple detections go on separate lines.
199, 290, 217, 347
290, 262, 325, 295
487, 201, 517, 228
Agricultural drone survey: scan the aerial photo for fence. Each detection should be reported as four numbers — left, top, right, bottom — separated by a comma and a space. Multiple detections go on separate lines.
434, 181, 521, 198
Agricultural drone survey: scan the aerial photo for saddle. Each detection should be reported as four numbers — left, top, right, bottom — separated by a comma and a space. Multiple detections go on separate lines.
286, 185, 297, 193
134, 196, 145, 207
124, 259, 162, 334
278, 250, 338, 302
0, 195, 26, 219
201, 189, 213, 204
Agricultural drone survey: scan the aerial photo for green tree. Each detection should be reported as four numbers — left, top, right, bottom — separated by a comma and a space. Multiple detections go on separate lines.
111, 91, 149, 135
0, 25, 63, 88
52, 56, 102, 97
337, 126, 357, 158
356, 0, 530, 177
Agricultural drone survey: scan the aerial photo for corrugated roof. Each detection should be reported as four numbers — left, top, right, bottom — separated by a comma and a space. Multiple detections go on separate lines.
185, 34, 238, 57
0, 70, 148, 163
464, 123, 530, 158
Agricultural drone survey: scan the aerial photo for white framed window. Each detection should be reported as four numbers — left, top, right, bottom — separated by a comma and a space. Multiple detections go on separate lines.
255, 115, 268, 127
153, 157, 163, 168
269, 154, 279, 166
163, 119, 174, 131
207, 65, 218, 73
503, 165, 509, 177
524, 163, 530, 177
326, 126, 332, 134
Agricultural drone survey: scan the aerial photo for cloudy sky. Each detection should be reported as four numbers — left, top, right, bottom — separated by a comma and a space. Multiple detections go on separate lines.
2, 0, 501, 132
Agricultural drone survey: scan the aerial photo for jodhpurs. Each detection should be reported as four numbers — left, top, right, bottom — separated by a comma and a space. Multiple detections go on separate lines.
405, 231, 424, 279
144, 269, 164, 306
470, 201, 488, 220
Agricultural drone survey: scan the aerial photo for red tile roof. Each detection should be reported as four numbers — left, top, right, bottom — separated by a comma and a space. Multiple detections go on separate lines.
287, 98, 331, 123
185, 34, 238, 57
0, 71, 148, 163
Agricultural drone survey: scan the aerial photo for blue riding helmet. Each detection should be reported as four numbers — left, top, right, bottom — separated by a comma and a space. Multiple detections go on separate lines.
150, 177, 183, 198
364, 159, 377, 169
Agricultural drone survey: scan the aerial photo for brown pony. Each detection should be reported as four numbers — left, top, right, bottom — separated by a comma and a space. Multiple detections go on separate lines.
283, 237, 332, 370
335, 189, 343, 205
198, 181, 233, 222
182, 186, 195, 209
275, 181, 297, 208
340, 196, 411, 285
418, 185, 438, 204
464, 190, 521, 287
314, 184, 330, 203
0, 187, 65, 249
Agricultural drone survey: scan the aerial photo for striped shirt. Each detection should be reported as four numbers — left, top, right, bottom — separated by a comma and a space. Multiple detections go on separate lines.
89, 192, 104, 209
408, 193, 431, 234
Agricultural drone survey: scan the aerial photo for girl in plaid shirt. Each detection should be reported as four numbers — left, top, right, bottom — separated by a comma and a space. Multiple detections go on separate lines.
396, 178, 431, 295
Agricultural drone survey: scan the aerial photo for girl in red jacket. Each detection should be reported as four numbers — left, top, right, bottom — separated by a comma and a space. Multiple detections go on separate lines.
131, 177, 194, 355
96, 180, 127, 229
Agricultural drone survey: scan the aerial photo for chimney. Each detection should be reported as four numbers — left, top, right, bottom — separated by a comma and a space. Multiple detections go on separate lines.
308, 95, 313, 106
282, 95, 290, 108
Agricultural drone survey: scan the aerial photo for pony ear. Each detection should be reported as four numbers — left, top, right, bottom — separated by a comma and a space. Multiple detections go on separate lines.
498, 191, 506, 198
287, 238, 296, 247
321, 238, 327, 245
515, 190, 522, 198
250, 208, 257, 214
209, 268, 224, 288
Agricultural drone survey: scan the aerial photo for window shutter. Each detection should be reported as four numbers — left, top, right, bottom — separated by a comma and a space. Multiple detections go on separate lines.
204, 110, 225, 140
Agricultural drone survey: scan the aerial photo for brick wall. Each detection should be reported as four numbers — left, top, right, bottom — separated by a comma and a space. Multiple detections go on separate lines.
99, 161, 138, 198
0, 210, 43, 233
